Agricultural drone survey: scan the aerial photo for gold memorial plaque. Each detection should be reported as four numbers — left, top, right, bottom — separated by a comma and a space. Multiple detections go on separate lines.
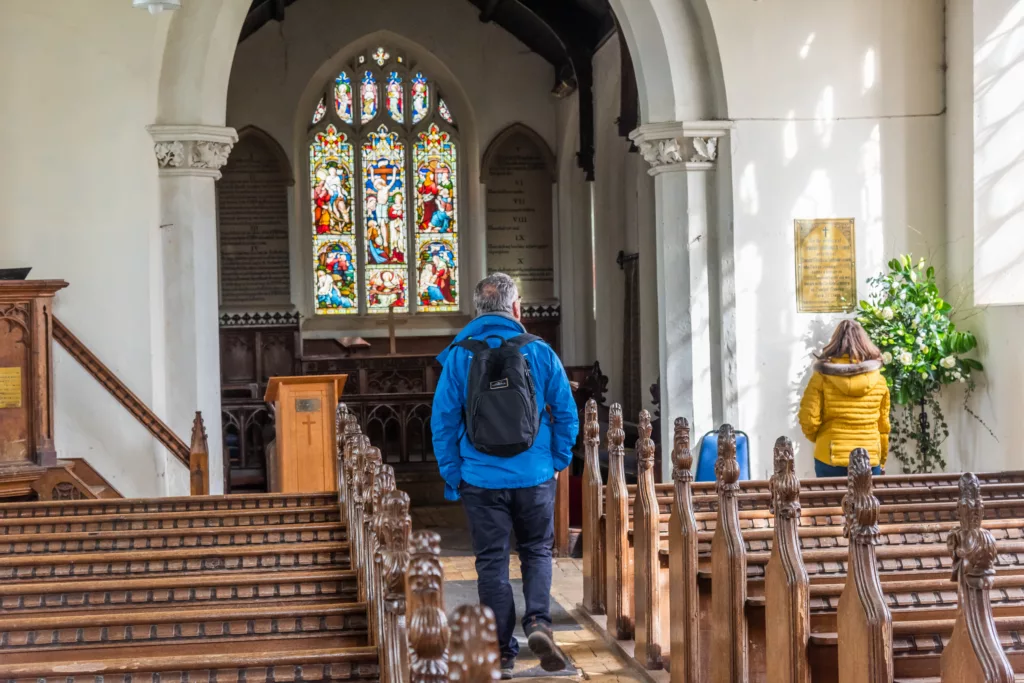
295, 398, 321, 413
0, 367, 23, 409
794, 218, 856, 313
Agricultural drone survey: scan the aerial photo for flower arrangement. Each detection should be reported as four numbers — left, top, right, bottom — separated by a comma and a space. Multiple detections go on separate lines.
856, 255, 987, 472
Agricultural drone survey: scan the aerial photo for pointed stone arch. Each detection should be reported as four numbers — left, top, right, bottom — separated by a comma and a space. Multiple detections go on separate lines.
481, 123, 556, 183
235, 126, 295, 186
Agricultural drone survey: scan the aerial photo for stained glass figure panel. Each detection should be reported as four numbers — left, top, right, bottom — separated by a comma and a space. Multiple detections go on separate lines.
312, 97, 327, 125
411, 73, 429, 124
309, 125, 355, 237
438, 98, 454, 125
314, 238, 358, 314
413, 124, 458, 234
413, 124, 458, 312
361, 71, 378, 124
334, 71, 353, 124
386, 72, 404, 123
415, 236, 458, 312
362, 125, 409, 313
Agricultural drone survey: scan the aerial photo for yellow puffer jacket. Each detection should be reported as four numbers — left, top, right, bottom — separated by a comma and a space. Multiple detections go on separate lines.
798, 356, 891, 467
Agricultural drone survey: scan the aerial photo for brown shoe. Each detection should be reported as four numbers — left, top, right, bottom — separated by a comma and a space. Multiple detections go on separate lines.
525, 622, 567, 672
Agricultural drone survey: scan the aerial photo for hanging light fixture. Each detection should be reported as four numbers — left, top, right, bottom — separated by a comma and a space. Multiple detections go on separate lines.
133, 0, 181, 14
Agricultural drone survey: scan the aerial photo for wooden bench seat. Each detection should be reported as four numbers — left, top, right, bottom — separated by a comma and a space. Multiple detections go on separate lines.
0, 493, 339, 519
0, 569, 358, 614
0, 506, 342, 534
0, 643, 380, 683
0, 541, 351, 581
0, 522, 347, 554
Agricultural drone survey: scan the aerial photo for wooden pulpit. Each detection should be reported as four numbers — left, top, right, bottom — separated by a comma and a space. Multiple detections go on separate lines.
264, 375, 347, 493
0, 280, 67, 492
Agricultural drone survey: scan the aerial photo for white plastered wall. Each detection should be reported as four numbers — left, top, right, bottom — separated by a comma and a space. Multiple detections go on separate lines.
946, 0, 1024, 473
706, 0, 948, 477
0, 1, 172, 496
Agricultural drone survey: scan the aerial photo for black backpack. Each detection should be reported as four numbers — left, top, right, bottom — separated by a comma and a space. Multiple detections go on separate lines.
453, 333, 542, 457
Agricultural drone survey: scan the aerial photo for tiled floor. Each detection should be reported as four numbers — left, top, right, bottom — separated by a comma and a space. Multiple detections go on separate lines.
414, 504, 642, 682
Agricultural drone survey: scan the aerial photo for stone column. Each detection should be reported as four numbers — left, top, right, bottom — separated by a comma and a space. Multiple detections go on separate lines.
148, 124, 237, 495
631, 122, 731, 480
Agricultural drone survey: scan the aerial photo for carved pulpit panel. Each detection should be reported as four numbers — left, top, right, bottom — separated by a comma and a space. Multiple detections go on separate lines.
0, 280, 67, 472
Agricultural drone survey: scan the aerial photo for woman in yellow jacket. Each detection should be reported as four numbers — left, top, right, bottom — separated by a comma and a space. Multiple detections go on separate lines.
798, 319, 891, 477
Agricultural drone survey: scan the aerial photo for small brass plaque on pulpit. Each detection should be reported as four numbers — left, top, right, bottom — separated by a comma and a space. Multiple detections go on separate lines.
295, 398, 321, 413
0, 367, 22, 409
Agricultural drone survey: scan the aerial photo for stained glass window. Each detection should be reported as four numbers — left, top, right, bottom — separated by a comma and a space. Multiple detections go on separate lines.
411, 73, 429, 124
334, 72, 353, 124
312, 97, 326, 124
310, 125, 358, 315
309, 48, 459, 316
414, 124, 459, 312
386, 72, 404, 123
360, 71, 378, 124
438, 98, 454, 125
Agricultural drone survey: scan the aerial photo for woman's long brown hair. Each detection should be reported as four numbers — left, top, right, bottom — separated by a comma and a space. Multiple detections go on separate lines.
818, 319, 882, 362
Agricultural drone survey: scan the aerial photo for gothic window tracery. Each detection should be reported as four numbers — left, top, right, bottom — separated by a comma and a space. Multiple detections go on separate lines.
309, 47, 460, 316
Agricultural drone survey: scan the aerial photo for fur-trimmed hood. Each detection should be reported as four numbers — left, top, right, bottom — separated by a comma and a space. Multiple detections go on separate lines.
813, 356, 883, 397
813, 358, 882, 376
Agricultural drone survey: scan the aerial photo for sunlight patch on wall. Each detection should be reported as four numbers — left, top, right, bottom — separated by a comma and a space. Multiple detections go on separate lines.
862, 48, 876, 93
860, 124, 884, 275
783, 111, 799, 162
814, 86, 835, 148
739, 162, 759, 216
799, 33, 816, 60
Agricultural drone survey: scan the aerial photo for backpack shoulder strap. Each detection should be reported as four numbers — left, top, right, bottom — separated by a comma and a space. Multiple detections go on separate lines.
502, 333, 543, 350
453, 338, 490, 354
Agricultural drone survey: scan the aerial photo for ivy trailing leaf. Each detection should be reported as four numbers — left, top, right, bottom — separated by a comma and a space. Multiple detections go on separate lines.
856, 255, 988, 472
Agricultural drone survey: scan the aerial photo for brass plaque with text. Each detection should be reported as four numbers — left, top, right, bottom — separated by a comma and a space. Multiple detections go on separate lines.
295, 398, 321, 413
0, 367, 23, 409
794, 218, 857, 313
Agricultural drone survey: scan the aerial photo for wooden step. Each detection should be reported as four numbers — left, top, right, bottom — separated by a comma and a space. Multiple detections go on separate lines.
0, 522, 346, 554
0, 505, 341, 534
0, 569, 358, 615
0, 643, 379, 683
0, 492, 337, 519
0, 601, 368, 654
0, 541, 350, 581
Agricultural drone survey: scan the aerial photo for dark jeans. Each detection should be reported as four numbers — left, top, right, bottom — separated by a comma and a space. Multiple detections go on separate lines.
460, 477, 556, 661
814, 460, 882, 477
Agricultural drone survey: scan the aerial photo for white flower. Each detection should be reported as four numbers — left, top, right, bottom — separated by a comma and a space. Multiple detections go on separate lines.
899, 351, 913, 365
940, 356, 956, 369
921, 305, 929, 314
919, 345, 929, 354
899, 291, 907, 301
959, 377, 966, 383
881, 307, 895, 321
882, 352, 893, 364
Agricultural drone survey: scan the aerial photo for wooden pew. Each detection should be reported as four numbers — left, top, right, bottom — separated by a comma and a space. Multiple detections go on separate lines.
585, 402, 1024, 677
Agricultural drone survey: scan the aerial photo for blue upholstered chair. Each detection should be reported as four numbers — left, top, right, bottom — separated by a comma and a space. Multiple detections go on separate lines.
693, 429, 751, 483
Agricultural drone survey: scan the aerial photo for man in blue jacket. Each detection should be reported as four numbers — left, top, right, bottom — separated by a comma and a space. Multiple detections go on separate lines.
432, 273, 579, 678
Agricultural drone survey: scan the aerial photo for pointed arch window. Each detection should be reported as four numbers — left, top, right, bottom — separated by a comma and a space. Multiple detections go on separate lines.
309, 46, 460, 316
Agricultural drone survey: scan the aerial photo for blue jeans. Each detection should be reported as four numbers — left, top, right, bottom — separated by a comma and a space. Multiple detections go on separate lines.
460, 477, 556, 661
815, 460, 882, 477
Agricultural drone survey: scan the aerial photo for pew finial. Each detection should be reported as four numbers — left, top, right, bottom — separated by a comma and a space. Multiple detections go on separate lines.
362, 446, 384, 512
448, 604, 502, 683
407, 530, 449, 683
950, 472, 998, 587
636, 410, 655, 471
608, 403, 625, 451
715, 424, 740, 493
769, 436, 800, 518
379, 489, 412, 595
584, 399, 600, 447
672, 417, 693, 483
842, 448, 880, 544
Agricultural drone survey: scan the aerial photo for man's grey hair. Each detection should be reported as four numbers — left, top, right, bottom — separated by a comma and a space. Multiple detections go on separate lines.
474, 273, 519, 315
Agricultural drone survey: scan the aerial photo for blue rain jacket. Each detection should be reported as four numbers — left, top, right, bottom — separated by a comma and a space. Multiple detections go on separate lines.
431, 313, 579, 501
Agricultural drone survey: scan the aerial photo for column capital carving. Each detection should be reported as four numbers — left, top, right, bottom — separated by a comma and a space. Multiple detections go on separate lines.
147, 124, 239, 180
630, 121, 733, 175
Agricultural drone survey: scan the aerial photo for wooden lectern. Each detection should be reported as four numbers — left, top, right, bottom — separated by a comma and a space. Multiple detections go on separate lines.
264, 375, 347, 493
0, 280, 67, 495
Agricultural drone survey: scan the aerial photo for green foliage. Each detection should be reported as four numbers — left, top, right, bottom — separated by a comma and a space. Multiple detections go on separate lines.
855, 255, 984, 473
